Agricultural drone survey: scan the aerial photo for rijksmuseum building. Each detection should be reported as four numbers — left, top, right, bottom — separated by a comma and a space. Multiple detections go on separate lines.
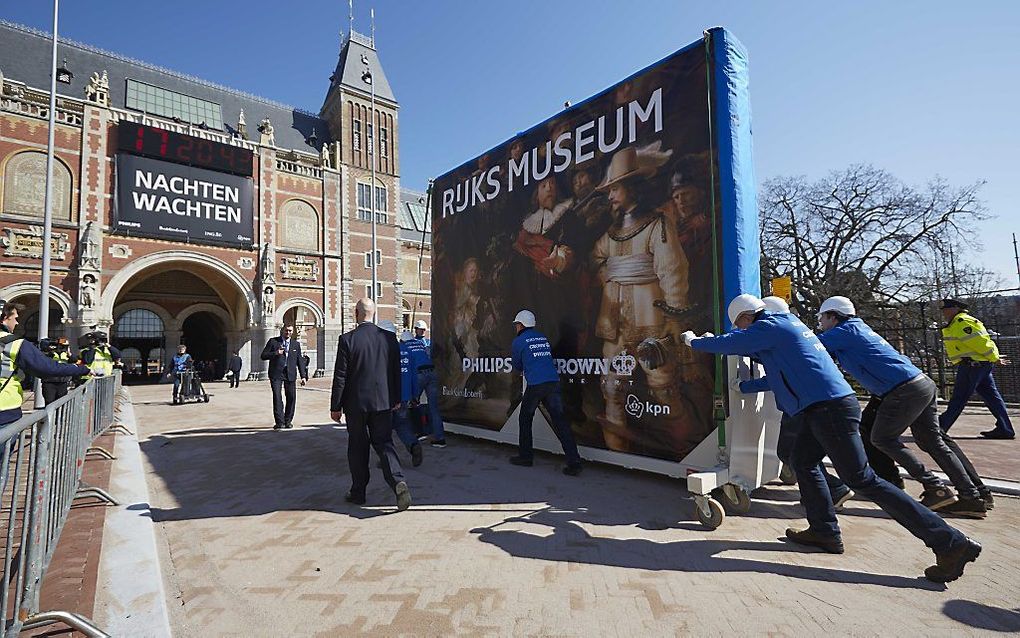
0, 20, 432, 380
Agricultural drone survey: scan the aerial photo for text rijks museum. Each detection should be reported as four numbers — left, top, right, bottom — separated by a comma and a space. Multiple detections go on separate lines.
0, 20, 432, 381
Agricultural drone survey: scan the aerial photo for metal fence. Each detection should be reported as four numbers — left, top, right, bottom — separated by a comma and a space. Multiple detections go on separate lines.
1, 374, 120, 638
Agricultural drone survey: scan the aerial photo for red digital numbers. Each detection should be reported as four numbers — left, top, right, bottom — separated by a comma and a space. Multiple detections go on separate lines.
120, 121, 251, 176
196, 140, 213, 165
176, 137, 193, 162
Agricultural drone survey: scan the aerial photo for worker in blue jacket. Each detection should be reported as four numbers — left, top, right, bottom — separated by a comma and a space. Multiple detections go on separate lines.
406, 326, 446, 448
509, 310, 582, 476
681, 294, 980, 583
736, 296, 853, 509
816, 296, 990, 518
392, 329, 424, 467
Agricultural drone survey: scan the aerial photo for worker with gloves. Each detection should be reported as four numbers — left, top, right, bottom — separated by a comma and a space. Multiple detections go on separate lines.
816, 296, 991, 518
509, 309, 583, 476
732, 296, 854, 509
680, 293, 980, 583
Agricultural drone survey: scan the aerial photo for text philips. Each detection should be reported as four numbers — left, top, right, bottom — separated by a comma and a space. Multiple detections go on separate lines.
132, 170, 242, 224
462, 357, 624, 376
441, 88, 664, 218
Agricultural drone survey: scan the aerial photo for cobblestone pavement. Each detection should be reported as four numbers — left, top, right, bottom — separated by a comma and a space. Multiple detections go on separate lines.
131, 379, 1020, 637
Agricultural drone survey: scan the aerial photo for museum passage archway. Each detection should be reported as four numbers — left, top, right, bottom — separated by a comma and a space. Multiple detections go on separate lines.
109, 256, 253, 383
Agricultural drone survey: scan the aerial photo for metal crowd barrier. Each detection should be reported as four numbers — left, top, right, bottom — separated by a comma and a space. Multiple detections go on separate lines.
2, 374, 122, 638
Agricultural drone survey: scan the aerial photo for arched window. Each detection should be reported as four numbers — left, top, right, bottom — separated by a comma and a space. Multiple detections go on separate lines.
279, 200, 319, 251
114, 308, 165, 338
2, 151, 72, 220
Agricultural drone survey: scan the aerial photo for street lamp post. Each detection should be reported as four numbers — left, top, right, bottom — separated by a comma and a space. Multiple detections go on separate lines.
362, 67, 377, 321
35, 0, 61, 408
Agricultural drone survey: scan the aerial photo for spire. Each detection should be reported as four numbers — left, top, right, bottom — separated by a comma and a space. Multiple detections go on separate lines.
370, 7, 375, 46
348, 0, 354, 42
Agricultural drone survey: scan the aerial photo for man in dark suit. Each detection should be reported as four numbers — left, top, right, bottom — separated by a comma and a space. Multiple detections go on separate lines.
261, 325, 308, 429
228, 350, 243, 388
330, 298, 411, 511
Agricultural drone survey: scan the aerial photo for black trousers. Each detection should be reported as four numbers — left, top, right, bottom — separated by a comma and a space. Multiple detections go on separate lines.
230, 372, 241, 388
860, 395, 902, 486
346, 409, 404, 497
270, 377, 296, 426
42, 382, 69, 405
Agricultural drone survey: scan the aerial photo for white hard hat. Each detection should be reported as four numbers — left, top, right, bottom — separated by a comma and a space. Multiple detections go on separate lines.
378, 320, 397, 334
727, 294, 766, 325
513, 309, 536, 328
399, 329, 414, 342
818, 296, 856, 318
413, 320, 428, 330
761, 296, 790, 314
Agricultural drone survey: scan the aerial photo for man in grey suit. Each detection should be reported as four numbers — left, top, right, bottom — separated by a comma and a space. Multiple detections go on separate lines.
330, 298, 411, 511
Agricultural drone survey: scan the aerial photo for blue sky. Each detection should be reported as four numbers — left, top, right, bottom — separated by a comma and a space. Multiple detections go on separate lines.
4, 1, 1018, 286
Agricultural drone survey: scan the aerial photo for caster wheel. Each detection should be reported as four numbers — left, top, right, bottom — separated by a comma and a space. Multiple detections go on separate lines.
695, 497, 725, 529
172, 397, 179, 405
779, 464, 797, 485
722, 486, 752, 514
203, 395, 210, 403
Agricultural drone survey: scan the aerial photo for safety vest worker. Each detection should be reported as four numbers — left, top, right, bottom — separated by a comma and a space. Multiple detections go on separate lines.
0, 300, 90, 425
938, 299, 1014, 439
89, 344, 115, 376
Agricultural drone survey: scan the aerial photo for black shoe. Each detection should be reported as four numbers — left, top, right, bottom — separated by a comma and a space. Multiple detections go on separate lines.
980, 429, 1015, 440
395, 481, 412, 511
940, 497, 987, 519
925, 538, 981, 583
920, 486, 957, 511
411, 443, 423, 467
980, 490, 995, 510
284, 422, 294, 429
344, 492, 366, 505
785, 528, 845, 554
831, 488, 855, 511
563, 463, 583, 476
273, 423, 283, 430
430, 439, 447, 449
509, 456, 533, 467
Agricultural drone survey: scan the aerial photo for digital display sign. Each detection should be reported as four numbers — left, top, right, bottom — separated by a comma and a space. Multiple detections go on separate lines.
117, 121, 254, 177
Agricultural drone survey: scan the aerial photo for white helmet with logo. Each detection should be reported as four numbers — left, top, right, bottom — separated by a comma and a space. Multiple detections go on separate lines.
413, 319, 428, 330
399, 329, 414, 342
817, 296, 856, 318
513, 309, 536, 328
761, 296, 790, 314
378, 320, 397, 334
727, 294, 766, 325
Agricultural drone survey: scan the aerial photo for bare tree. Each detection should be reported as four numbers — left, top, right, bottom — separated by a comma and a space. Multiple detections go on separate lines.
759, 164, 993, 319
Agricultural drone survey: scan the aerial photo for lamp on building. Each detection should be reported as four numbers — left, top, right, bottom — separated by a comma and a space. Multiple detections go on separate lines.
307, 127, 318, 147
362, 67, 378, 318
56, 57, 73, 84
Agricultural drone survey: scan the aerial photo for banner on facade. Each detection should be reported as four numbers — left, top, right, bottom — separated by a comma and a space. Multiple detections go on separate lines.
114, 154, 255, 248
430, 39, 723, 463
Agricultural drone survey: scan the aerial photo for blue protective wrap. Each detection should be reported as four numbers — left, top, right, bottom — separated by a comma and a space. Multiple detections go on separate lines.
709, 27, 761, 329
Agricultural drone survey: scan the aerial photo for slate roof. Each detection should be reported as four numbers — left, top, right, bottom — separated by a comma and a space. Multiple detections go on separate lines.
325, 32, 396, 107
398, 187, 431, 243
0, 19, 327, 152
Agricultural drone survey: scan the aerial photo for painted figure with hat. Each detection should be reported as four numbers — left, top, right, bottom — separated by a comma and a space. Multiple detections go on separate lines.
938, 298, 1015, 439
591, 142, 699, 458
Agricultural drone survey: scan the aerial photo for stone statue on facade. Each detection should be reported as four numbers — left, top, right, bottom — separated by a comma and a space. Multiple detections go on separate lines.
79, 273, 97, 310
262, 286, 275, 316
258, 118, 275, 146
85, 70, 110, 106
320, 143, 332, 169
260, 242, 276, 285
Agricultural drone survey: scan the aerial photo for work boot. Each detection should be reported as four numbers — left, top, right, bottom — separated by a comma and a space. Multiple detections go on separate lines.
919, 486, 956, 511
395, 481, 412, 512
980, 490, 995, 510
925, 538, 981, 583
939, 498, 987, 519
980, 429, 1015, 440
562, 463, 583, 476
509, 456, 533, 467
411, 443, 423, 467
785, 528, 845, 554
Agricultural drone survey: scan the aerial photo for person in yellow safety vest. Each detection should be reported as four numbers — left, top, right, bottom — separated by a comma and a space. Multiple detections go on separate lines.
0, 300, 90, 426
938, 299, 1015, 439
79, 331, 121, 377
40, 336, 74, 405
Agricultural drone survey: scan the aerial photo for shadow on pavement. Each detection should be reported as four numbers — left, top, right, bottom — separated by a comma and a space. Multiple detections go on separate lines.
469, 509, 942, 590
942, 600, 1020, 632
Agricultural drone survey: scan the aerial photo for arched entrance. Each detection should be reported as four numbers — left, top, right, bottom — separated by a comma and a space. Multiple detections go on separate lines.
104, 251, 257, 383
0, 284, 73, 342
277, 298, 325, 373
182, 311, 227, 380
